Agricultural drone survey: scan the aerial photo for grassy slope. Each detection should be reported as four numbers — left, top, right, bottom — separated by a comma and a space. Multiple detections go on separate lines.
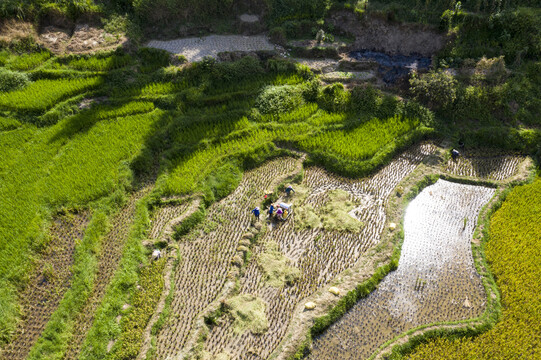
403, 178, 541, 359
0, 50, 427, 354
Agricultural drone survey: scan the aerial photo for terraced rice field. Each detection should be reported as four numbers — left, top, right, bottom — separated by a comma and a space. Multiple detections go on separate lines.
1, 211, 90, 360
149, 143, 435, 359
155, 157, 303, 358
64, 184, 153, 359
445, 151, 523, 180
309, 180, 495, 359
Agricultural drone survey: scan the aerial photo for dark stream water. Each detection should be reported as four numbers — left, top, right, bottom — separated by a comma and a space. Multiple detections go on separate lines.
349, 50, 431, 83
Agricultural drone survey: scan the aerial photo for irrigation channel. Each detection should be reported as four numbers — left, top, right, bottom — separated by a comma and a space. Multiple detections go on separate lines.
309, 180, 495, 359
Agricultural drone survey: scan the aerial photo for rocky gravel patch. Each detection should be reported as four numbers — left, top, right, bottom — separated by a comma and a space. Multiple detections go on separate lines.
146, 35, 276, 62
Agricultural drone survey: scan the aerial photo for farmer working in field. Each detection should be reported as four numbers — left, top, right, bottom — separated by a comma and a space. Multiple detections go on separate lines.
285, 185, 295, 196
268, 203, 275, 219
251, 206, 260, 221
276, 206, 283, 220
451, 149, 460, 161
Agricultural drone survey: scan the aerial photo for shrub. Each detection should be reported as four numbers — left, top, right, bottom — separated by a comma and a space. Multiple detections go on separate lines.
0, 68, 30, 92
255, 85, 305, 115
403, 101, 434, 127
269, 27, 287, 46
350, 84, 381, 115
317, 83, 351, 113
410, 70, 458, 110
377, 94, 402, 120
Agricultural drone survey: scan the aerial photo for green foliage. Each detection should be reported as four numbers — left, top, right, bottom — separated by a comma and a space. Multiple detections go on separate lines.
300, 116, 419, 161
268, 0, 330, 24
27, 208, 112, 360
0, 77, 103, 113
350, 85, 380, 115
256, 84, 305, 115
57, 53, 133, 72
133, 0, 234, 23
317, 83, 351, 113
0, 116, 22, 131
79, 197, 152, 360
0, 279, 20, 344
6, 51, 51, 71
410, 70, 458, 110
173, 206, 206, 239
0, 68, 30, 92
109, 260, 166, 360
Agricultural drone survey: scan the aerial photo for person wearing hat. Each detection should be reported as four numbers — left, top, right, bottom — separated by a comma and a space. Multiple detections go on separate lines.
285, 185, 295, 196
251, 206, 260, 221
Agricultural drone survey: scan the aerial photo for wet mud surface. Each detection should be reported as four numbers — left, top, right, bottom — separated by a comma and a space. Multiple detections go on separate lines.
349, 50, 431, 84
309, 180, 495, 359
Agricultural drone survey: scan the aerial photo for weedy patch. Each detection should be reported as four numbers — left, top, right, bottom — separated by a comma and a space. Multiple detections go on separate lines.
225, 294, 269, 335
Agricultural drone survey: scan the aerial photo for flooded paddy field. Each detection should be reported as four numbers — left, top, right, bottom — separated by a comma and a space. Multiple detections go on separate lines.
309, 180, 495, 359
198, 143, 436, 359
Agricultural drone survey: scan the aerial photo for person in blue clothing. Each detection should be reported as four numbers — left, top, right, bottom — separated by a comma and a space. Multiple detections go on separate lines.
251, 206, 260, 221
451, 149, 460, 161
268, 203, 275, 219
285, 185, 295, 196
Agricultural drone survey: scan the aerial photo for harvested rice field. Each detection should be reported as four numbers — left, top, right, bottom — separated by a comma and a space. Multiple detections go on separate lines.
2, 24, 539, 360
1, 211, 90, 360
309, 180, 495, 359
445, 151, 524, 181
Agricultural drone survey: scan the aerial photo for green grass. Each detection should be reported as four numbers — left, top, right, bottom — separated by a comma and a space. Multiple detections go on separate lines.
299, 116, 419, 161
0, 77, 103, 113
1, 36, 539, 360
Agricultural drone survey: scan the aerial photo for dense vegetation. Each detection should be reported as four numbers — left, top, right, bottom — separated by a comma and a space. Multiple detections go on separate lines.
0, 0, 540, 358
396, 177, 541, 359
0, 47, 427, 354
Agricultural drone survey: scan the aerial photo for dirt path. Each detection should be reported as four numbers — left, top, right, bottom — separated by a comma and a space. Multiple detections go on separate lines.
309, 180, 495, 359
64, 184, 153, 360
0, 212, 90, 360
146, 35, 277, 61
137, 198, 201, 360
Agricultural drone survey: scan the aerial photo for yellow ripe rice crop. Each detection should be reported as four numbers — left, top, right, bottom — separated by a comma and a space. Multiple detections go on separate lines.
405, 178, 541, 359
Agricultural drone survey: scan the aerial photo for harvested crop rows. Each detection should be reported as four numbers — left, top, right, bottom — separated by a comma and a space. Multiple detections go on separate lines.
200, 143, 436, 359
309, 180, 495, 359
155, 157, 302, 358
64, 185, 153, 360
149, 202, 193, 241
445, 151, 523, 180
1, 211, 90, 360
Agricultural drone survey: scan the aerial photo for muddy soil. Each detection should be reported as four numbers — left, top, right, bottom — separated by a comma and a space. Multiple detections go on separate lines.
309, 180, 495, 359
327, 11, 446, 57
0, 211, 90, 360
